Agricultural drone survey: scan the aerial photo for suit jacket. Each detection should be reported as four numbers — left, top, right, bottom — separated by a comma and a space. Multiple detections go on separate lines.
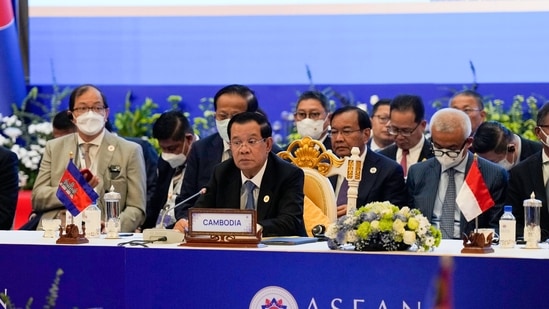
142, 157, 176, 229
407, 153, 507, 236
194, 152, 306, 237
506, 151, 549, 240
378, 138, 434, 163
519, 137, 542, 161
329, 150, 409, 208
0, 146, 19, 230
32, 131, 147, 232
175, 133, 282, 220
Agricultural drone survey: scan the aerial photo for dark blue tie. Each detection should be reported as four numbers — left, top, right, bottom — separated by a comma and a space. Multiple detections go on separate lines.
244, 180, 256, 210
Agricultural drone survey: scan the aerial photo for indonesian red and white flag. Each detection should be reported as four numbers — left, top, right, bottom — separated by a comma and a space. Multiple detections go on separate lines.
456, 155, 495, 222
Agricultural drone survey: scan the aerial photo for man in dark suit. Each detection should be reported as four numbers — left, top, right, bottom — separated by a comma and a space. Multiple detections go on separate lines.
175, 112, 306, 236
141, 110, 195, 229
506, 103, 549, 241
367, 98, 394, 151
473, 121, 542, 170
379, 94, 433, 178
0, 146, 19, 230
330, 106, 408, 218
174, 85, 282, 231
293, 90, 332, 150
407, 108, 507, 239
449, 89, 486, 135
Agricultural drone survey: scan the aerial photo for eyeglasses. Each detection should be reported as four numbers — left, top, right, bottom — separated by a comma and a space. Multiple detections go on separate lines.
229, 138, 266, 148
373, 115, 390, 124
431, 140, 468, 158
330, 129, 362, 137
294, 111, 324, 120
387, 122, 420, 137
73, 106, 106, 114
454, 107, 481, 114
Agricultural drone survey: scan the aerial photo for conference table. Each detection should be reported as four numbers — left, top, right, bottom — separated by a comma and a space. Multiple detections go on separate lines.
1, 231, 547, 308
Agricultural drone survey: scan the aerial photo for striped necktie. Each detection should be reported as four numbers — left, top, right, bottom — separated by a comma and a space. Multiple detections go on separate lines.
440, 168, 456, 239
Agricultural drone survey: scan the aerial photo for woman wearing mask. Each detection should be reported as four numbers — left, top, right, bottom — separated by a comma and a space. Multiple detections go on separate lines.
293, 91, 332, 150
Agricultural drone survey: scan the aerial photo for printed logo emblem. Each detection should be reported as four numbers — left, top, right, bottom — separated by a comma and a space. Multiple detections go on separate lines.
249, 286, 298, 309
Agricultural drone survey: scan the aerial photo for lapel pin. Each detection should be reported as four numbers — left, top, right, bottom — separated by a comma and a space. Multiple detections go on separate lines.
108, 145, 115, 152
370, 167, 377, 174
263, 195, 270, 203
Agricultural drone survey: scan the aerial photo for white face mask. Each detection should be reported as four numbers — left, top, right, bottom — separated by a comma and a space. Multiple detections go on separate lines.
296, 118, 325, 140
435, 147, 466, 170
76, 111, 105, 136
497, 158, 515, 171
539, 129, 549, 147
216, 118, 231, 143
161, 152, 187, 169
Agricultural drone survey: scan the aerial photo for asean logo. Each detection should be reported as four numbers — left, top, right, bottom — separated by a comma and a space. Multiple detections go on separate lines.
249, 286, 298, 309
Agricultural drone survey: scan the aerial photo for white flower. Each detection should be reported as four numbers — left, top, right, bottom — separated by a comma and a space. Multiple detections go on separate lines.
356, 103, 367, 112
3, 127, 22, 140
370, 95, 380, 105
346, 230, 358, 243
325, 223, 339, 238
403, 230, 416, 245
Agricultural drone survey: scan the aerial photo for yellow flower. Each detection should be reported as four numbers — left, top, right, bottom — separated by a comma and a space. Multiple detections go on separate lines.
407, 217, 419, 230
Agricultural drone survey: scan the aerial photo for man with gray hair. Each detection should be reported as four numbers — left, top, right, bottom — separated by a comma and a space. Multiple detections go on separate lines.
407, 108, 507, 239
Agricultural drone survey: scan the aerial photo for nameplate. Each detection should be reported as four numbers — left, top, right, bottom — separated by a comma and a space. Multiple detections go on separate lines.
188, 208, 257, 237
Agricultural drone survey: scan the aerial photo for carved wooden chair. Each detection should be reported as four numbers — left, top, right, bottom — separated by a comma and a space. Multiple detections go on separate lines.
278, 137, 363, 234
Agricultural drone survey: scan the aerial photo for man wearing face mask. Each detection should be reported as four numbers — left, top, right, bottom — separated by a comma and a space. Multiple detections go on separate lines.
32, 84, 147, 232
507, 103, 549, 241
173, 85, 282, 232
473, 121, 541, 171
407, 108, 507, 239
293, 90, 331, 149
141, 110, 195, 229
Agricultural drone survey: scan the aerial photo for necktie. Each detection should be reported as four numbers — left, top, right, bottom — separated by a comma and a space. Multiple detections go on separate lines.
336, 178, 348, 206
82, 143, 92, 169
441, 168, 456, 239
244, 180, 256, 210
400, 149, 409, 178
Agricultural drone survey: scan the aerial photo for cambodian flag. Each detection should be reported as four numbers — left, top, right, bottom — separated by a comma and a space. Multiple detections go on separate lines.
0, 0, 26, 116
56, 159, 99, 216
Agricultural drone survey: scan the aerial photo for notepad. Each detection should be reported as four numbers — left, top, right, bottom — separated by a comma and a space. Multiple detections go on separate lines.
261, 237, 318, 245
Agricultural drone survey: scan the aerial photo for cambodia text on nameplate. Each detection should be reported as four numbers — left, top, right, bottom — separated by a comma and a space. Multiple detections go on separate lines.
188, 208, 256, 236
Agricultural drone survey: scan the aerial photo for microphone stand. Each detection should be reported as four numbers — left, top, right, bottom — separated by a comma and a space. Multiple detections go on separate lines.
143, 188, 206, 243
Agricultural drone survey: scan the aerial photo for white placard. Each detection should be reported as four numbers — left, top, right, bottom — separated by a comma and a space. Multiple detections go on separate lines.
190, 212, 254, 234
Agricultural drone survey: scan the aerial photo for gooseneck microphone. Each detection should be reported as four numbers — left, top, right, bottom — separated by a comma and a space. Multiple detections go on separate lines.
143, 188, 206, 243
158, 188, 207, 228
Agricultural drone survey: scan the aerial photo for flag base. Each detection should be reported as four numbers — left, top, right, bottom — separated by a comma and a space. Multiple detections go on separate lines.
56, 223, 89, 244
461, 232, 494, 254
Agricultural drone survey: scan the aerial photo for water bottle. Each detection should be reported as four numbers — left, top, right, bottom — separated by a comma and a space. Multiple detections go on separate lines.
83, 201, 101, 238
499, 205, 516, 248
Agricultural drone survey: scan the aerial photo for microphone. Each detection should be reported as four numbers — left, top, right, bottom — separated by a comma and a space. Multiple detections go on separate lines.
311, 224, 328, 241
143, 188, 206, 243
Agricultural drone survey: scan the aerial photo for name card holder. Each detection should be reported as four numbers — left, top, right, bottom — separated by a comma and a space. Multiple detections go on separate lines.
180, 208, 262, 248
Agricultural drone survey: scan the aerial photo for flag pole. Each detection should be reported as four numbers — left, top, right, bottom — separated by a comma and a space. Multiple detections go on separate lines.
69, 151, 74, 225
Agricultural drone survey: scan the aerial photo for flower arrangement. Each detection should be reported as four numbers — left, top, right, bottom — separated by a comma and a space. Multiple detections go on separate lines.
325, 201, 442, 252
0, 87, 59, 189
